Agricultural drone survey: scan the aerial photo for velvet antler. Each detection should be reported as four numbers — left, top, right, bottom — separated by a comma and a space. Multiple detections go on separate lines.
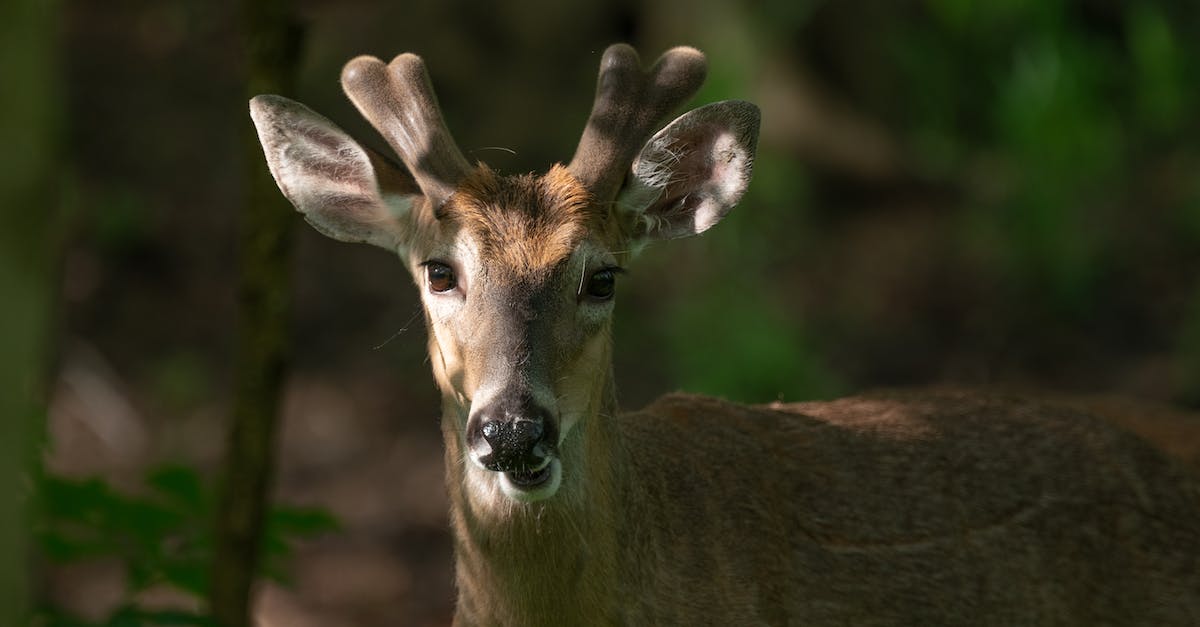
567, 44, 708, 203
340, 53, 472, 209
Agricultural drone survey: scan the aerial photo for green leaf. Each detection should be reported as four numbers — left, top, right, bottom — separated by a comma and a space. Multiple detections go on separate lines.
157, 560, 211, 598
266, 506, 339, 538
145, 465, 208, 513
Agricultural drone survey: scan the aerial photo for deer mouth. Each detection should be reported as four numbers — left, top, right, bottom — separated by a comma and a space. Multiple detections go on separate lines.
498, 458, 562, 502
506, 464, 553, 488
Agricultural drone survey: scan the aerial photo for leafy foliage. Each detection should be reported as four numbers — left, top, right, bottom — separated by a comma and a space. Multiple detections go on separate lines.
685, 0, 1200, 400
31, 465, 337, 626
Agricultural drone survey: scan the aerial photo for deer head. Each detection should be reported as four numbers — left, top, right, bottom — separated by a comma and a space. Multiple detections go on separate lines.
249, 44, 759, 504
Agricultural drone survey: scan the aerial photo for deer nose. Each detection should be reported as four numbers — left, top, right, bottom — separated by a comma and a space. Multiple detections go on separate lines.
483, 418, 542, 455
468, 405, 557, 472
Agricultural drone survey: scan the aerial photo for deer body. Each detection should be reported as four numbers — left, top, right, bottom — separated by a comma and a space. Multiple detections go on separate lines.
250, 44, 1200, 626
449, 389, 1200, 626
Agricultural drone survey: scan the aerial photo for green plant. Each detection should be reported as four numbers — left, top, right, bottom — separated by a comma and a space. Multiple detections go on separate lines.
30, 465, 336, 626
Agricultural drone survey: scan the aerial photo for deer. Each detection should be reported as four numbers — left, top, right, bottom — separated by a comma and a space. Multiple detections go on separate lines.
250, 44, 1200, 626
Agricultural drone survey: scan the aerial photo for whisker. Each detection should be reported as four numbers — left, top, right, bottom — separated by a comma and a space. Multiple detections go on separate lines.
372, 306, 424, 350
577, 254, 589, 295
470, 146, 517, 156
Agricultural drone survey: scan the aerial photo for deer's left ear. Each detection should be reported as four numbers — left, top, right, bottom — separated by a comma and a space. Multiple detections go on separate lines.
616, 100, 760, 242
249, 94, 423, 253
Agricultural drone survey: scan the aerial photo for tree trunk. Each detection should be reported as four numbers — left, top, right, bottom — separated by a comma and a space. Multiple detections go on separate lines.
0, 0, 62, 622
209, 1, 303, 625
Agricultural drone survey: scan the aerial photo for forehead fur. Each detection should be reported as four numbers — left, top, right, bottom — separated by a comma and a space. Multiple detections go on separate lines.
443, 164, 602, 276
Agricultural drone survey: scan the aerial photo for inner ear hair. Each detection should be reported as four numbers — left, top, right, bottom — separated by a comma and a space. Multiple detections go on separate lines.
618, 100, 761, 242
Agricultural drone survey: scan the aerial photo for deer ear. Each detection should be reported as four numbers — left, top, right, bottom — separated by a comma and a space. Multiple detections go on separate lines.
616, 100, 760, 242
249, 94, 422, 253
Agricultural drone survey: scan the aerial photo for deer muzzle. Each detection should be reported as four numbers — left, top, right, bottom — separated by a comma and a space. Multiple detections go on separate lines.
466, 394, 560, 485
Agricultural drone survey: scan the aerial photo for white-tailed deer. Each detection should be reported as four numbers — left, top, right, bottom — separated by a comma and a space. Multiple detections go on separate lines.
251, 44, 1200, 626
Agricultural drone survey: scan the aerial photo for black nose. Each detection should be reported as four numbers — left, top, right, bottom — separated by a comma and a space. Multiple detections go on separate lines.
467, 401, 557, 472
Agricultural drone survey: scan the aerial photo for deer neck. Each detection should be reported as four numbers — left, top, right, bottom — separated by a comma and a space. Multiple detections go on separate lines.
440, 367, 625, 626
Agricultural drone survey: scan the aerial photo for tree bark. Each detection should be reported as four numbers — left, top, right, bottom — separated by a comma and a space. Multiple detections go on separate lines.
209, 1, 303, 625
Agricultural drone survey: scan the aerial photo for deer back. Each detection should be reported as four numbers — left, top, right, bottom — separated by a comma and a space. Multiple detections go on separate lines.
609, 390, 1200, 625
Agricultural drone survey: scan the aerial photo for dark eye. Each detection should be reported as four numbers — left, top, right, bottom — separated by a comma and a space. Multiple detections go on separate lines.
583, 268, 617, 301
425, 262, 457, 293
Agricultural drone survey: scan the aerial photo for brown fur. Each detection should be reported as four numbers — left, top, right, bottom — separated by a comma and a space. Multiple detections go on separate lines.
442, 165, 599, 278
444, 383, 1200, 626
1055, 394, 1200, 473
444, 385, 624, 626
606, 391, 1200, 625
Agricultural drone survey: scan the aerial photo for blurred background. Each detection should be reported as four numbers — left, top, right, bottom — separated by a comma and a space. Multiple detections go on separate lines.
8, 0, 1200, 625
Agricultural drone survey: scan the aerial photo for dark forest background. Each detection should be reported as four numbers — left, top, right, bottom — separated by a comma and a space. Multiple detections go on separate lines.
5, 0, 1200, 625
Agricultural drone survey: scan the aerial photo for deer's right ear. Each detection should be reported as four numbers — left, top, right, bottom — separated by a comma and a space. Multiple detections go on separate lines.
249, 94, 422, 253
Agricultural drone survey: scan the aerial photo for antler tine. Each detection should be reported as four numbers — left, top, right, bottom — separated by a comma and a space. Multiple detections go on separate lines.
567, 44, 708, 202
341, 53, 472, 208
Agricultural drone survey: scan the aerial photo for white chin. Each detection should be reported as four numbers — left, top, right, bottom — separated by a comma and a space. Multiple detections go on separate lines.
499, 459, 562, 503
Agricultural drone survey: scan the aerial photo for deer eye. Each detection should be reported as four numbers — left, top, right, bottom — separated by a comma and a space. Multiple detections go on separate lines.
583, 268, 619, 302
424, 261, 457, 293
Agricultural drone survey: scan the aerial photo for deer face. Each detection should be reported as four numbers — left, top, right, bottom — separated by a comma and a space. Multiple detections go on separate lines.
250, 45, 759, 503
411, 166, 619, 501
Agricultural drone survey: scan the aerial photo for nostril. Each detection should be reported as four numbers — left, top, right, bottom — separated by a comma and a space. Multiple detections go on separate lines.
512, 419, 543, 446
481, 420, 502, 443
